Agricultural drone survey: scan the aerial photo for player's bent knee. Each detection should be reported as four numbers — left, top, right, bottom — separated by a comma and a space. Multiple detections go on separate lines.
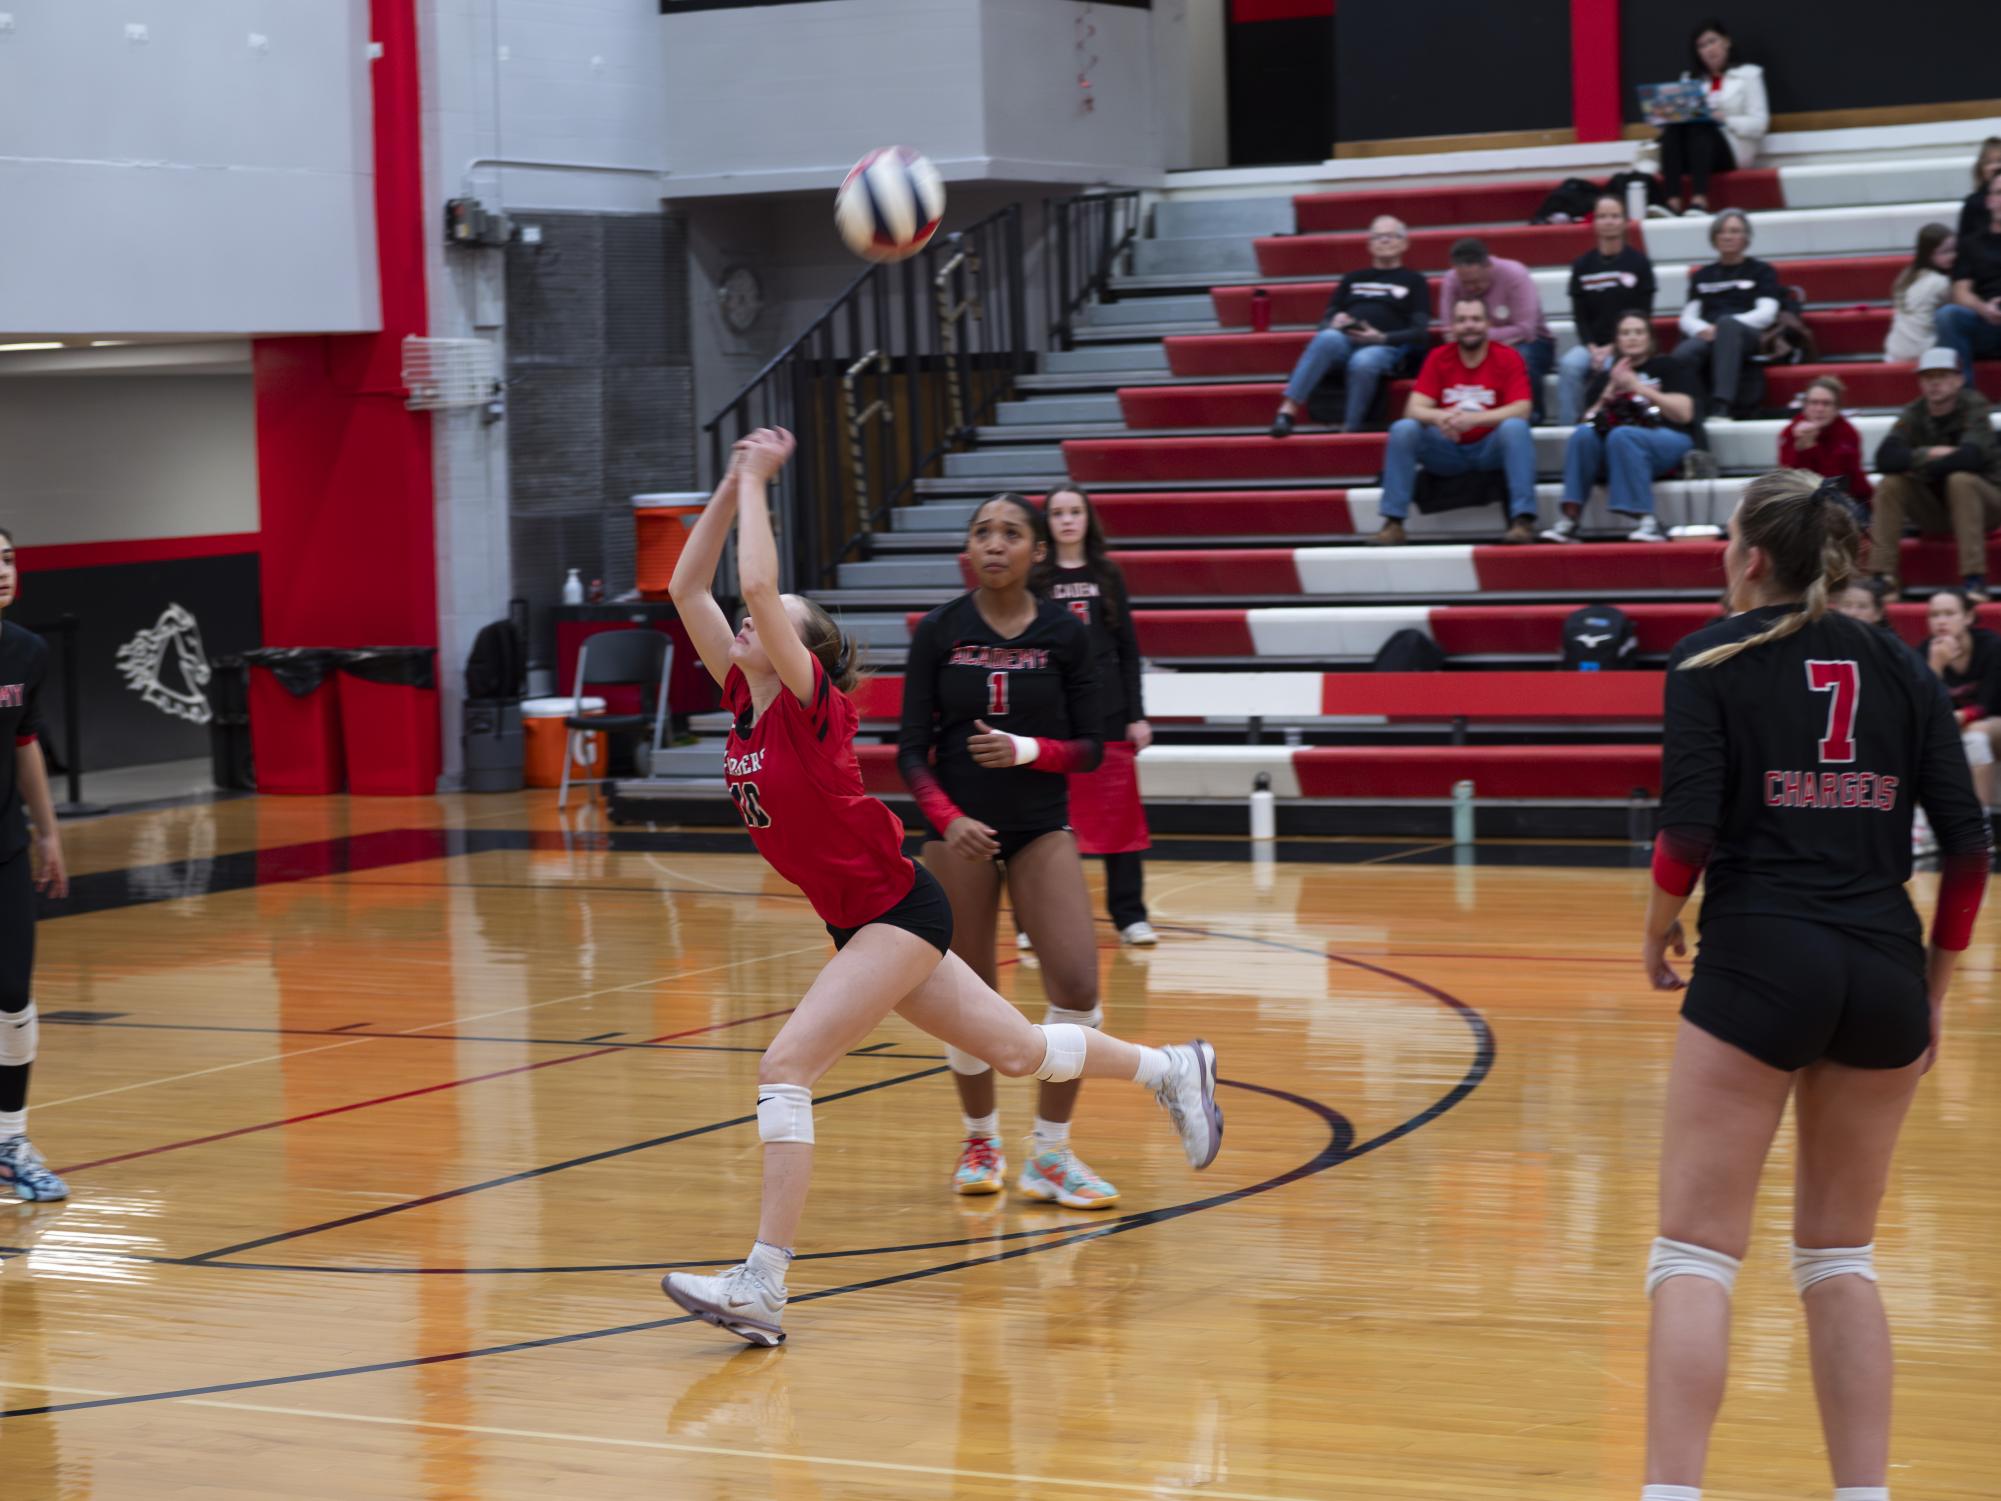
1792, 1241, 1877, 1295
0, 999, 35, 1067
755, 1083, 814, 1145
1044, 1004, 1104, 1031
945, 1045, 991, 1076
1645, 1235, 1741, 1298
1030, 1022, 1088, 1083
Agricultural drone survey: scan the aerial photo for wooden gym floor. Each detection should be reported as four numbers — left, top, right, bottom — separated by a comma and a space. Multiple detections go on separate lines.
1, 793, 1996, 1500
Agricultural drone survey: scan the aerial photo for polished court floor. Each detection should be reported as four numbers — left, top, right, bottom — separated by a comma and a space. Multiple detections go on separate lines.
2, 793, 1997, 1499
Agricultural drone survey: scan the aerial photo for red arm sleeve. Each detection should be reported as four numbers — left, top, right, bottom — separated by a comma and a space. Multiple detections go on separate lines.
1030, 738, 1101, 772
1933, 850, 1989, 951
1651, 825, 1714, 897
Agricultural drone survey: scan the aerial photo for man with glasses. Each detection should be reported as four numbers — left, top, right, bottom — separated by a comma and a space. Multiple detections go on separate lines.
1269, 215, 1433, 437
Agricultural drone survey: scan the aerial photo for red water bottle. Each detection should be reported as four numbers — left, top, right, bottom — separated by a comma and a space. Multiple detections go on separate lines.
1249, 287, 1272, 333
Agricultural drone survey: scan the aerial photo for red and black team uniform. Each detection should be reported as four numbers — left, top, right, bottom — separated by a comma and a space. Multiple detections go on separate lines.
1042, 564, 1150, 924
722, 658, 952, 953
897, 593, 1103, 861
0, 623, 48, 1030
1656, 606, 1991, 1071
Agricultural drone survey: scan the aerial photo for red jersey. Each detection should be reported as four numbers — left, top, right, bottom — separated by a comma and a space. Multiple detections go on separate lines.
722, 660, 915, 928
1411, 341, 1531, 443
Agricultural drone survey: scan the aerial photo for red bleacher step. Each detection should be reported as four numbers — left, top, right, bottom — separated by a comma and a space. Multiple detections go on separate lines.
1255, 223, 1633, 278
1288, 171, 1783, 233
1065, 433, 1387, 484
1292, 745, 1663, 799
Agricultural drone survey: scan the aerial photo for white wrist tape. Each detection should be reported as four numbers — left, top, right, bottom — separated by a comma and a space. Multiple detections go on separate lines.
1004, 733, 1040, 767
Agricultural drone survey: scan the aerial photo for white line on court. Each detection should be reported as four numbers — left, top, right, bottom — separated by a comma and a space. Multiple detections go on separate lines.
26, 1386, 1317, 1501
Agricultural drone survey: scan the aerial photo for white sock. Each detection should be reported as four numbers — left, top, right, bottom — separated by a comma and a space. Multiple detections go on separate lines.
961, 1112, 998, 1140
1031, 1116, 1070, 1151
746, 1240, 792, 1286
1131, 1045, 1170, 1090
0, 1108, 24, 1141
1834, 1489, 1889, 1500
1641, 1487, 1701, 1501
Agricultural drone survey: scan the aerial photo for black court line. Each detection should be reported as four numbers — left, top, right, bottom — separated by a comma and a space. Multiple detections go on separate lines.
576, 1032, 624, 1043
0, 1080, 1354, 1420
180, 1066, 950, 1263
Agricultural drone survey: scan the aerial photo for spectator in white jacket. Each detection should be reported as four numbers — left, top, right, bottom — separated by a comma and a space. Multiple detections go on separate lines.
1658, 18, 1770, 216
1885, 223, 1958, 363
1667, 209, 1782, 420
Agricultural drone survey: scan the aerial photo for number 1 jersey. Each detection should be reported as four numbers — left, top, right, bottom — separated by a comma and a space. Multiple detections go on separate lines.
897, 592, 1101, 835
1659, 605, 1991, 945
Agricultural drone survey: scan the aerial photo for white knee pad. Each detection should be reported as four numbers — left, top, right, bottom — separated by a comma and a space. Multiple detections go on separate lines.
1964, 727, 1994, 767
1031, 1022, 1089, 1083
0, 1000, 35, 1068
1792, 1242, 1877, 1295
755, 1083, 814, 1145
1646, 1236, 1742, 1298
1043, 1004, 1103, 1030
945, 1045, 989, 1076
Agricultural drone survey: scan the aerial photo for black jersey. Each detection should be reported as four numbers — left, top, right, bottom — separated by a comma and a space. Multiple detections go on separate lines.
1938, 627, 2001, 720
0, 623, 49, 860
1659, 606, 1991, 946
897, 592, 1102, 835
1041, 563, 1144, 737
1567, 246, 1656, 346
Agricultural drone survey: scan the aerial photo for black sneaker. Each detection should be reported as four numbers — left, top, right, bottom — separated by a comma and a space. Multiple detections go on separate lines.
1269, 411, 1295, 439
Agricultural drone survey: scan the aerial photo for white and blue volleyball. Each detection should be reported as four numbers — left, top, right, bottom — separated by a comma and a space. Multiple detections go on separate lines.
834, 146, 946, 263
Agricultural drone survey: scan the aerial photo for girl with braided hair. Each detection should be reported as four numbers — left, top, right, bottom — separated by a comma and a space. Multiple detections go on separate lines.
1637, 470, 1991, 1501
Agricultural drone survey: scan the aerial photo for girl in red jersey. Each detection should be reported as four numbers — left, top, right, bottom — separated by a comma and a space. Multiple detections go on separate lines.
1034, 485, 1154, 945
1637, 471, 1990, 1501
661, 430, 1220, 1347
898, 493, 1126, 1210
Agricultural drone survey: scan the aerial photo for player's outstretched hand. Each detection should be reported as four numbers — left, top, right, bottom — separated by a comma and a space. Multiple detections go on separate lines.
1643, 920, 1687, 991
734, 427, 796, 482
968, 719, 1020, 769
944, 816, 1000, 861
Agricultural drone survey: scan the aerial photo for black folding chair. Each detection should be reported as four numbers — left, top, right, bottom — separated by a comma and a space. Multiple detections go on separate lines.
559, 629, 671, 808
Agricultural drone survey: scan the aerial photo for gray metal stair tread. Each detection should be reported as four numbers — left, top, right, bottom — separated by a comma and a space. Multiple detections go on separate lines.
1071, 322, 1219, 342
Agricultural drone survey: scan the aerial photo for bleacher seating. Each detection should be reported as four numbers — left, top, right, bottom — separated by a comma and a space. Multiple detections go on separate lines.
785, 129, 2001, 834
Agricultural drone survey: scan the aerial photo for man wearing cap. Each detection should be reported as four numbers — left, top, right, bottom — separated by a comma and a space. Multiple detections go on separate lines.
1870, 348, 2001, 598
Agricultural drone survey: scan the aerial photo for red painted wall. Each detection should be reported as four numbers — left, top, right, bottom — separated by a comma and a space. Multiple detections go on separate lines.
253, 0, 436, 649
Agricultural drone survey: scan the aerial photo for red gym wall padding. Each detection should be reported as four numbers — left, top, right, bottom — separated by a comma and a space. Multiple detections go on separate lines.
253, 0, 437, 653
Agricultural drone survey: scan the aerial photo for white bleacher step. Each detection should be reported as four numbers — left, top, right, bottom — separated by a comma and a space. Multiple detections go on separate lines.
942, 445, 1066, 479
994, 395, 1123, 426
1131, 236, 1261, 277
1045, 345, 1169, 374
1641, 201, 1958, 263
837, 557, 966, 589
1152, 197, 1298, 239
1080, 295, 1216, 327
1778, 157, 1970, 209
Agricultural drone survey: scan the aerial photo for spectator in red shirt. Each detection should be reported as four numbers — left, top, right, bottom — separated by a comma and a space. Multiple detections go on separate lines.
1372, 297, 1538, 546
1778, 375, 1873, 505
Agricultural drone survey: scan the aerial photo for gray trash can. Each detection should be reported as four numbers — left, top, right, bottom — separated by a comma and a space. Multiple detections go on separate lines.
463, 698, 524, 792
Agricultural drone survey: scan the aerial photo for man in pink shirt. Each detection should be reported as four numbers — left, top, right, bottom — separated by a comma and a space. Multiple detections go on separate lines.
1440, 238, 1554, 424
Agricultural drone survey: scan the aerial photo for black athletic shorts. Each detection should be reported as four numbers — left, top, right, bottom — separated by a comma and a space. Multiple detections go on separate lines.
921, 822, 1072, 865
1682, 914, 1928, 1072
826, 859, 954, 956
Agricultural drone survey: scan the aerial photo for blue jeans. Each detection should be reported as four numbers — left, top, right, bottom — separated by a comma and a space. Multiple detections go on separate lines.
1381, 417, 1538, 519
1562, 424, 1694, 514
1512, 336, 1556, 423
1282, 329, 1416, 430
1934, 303, 2001, 376
1557, 342, 1609, 427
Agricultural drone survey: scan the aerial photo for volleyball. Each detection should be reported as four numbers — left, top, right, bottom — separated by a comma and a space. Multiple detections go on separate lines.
834, 146, 945, 262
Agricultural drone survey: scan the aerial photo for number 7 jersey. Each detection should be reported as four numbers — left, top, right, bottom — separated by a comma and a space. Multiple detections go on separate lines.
1658, 605, 1991, 944
721, 659, 916, 929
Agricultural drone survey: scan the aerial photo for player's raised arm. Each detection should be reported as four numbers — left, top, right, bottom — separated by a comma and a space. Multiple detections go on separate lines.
733, 427, 818, 707
668, 462, 747, 688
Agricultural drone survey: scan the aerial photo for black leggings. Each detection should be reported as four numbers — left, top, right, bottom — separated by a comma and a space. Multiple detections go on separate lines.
0, 848, 35, 1113
1659, 120, 1737, 199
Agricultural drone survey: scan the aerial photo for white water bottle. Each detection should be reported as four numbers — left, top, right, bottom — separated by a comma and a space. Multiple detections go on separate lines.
1451, 779, 1475, 846
561, 567, 584, 605
1250, 772, 1276, 841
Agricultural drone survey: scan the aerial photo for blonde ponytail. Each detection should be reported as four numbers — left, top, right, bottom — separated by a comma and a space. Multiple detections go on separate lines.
1680, 469, 1858, 671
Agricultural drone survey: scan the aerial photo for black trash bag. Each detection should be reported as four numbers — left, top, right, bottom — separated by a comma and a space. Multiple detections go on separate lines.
1372, 628, 1445, 672
338, 647, 438, 690
241, 647, 343, 698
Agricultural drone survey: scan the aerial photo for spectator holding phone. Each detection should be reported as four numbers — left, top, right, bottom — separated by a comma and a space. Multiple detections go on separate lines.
1269, 216, 1431, 438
